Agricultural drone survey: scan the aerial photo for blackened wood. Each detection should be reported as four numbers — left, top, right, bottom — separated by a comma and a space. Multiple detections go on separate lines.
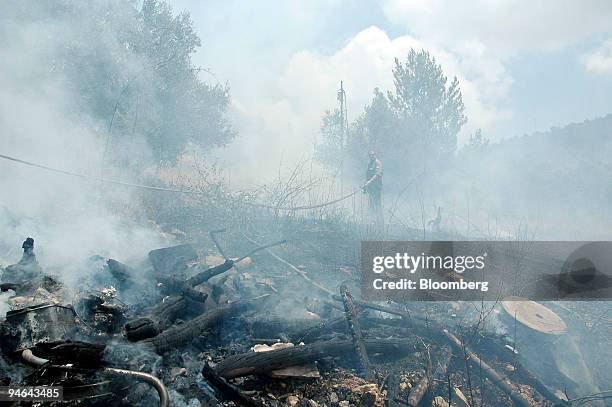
106, 259, 133, 288
441, 329, 530, 407
152, 295, 187, 330
158, 277, 208, 303
332, 295, 420, 321
125, 317, 160, 342
187, 260, 235, 287
144, 296, 268, 354
340, 285, 372, 379
148, 244, 198, 274
215, 338, 412, 379
125, 296, 186, 341
386, 372, 404, 407
406, 346, 451, 407
293, 314, 353, 343
32, 340, 106, 368
202, 361, 265, 407
246, 315, 324, 340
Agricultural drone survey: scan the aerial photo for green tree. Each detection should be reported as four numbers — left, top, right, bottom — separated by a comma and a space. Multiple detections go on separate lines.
316, 108, 345, 167
0, 0, 235, 164
318, 49, 467, 182
386, 49, 466, 169
345, 88, 398, 170
463, 129, 489, 152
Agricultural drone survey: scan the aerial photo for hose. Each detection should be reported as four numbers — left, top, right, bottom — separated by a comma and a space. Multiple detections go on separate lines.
0, 152, 373, 211
103, 367, 170, 407
22, 349, 170, 407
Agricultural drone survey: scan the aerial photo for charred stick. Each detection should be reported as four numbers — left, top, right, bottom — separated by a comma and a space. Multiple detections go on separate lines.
406, 346, 452, 407
340, 285, 372, 379
386, 372, 404, 407
209, 228, 229, 260
187, 260, 235, 287
188, 237, 285, 286
246, 315, 324, 340
243, 234, 334, 296
441, 329, 530, 407
125, 296, 187, 342
332, 295, 419, 322
144, 295, 269, 354
158, 277, 208, 303
202, 361, 266, 407
215, 338, 412, 379
234, 239, 286, 264
294, 311, 361, 343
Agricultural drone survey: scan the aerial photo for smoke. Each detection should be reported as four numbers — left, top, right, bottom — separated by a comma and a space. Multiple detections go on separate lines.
0, 2, 166, 293
0, 290, 14, 321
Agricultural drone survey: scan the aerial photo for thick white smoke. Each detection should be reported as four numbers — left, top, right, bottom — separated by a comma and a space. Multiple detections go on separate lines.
0, 3, 167, 293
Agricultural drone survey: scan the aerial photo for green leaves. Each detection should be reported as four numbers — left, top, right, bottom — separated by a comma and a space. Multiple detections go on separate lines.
318, 48, 467, 179
1, 0, 235, 164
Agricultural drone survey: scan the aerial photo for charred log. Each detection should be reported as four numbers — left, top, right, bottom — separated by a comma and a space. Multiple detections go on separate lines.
406, 346, 452, 407
125, 295, 186, 341
187, 259, 234, 287
215, 338, 412, 379
202, 361, 266, 407
243, 315, 326, 341
143, 296, 268, 354
293, 314, 350, 343
339, 285, 372, 379
32, 340, 106, 368
441, 329, 531, 407
106, 259, 133, 289
148, 244, 198, 275
386, 372, 404, 407
158, 277, 209, 303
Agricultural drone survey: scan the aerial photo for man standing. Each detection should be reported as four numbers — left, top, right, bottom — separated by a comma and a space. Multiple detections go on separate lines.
364, 150, 382, 215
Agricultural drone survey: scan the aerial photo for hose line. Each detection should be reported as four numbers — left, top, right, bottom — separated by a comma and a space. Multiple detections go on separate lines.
22, 349, 170, 407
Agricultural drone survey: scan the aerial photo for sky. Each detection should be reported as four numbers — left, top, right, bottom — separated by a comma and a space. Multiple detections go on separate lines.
168, 0, 612, 177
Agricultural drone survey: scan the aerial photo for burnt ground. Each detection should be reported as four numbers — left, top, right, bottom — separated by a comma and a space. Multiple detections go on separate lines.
0, 216, 610, 407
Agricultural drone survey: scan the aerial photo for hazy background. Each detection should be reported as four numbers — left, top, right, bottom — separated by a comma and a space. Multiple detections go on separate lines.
0, 0, 611, 282
169, 0, 612, 178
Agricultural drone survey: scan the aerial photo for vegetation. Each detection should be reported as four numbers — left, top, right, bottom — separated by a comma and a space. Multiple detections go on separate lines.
318, 49, 466, 181
0, 0, 235, 163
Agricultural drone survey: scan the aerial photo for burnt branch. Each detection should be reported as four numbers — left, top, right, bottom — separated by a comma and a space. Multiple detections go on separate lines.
215, 338, 412, 379
339, 285, 372, 380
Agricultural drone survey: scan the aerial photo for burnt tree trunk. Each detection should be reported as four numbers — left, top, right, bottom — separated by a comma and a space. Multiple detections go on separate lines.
406, 346, 452, 407
144, 297, 266, 354
339, 285, 372, 379
215, 338, 413, 379
125, 296, 187, 342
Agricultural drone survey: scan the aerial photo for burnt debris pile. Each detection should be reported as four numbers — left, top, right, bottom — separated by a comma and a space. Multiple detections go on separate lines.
0, 233, 608, 407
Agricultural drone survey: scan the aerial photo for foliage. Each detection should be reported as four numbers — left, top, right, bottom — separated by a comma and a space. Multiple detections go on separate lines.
318, 49, 467, 182
463, 129, 490, 152
0, 0, 235, 163
316, 108, 345, 167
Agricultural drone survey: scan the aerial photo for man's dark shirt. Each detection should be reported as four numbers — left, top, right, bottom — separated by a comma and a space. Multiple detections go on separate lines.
366, 158, 382, 189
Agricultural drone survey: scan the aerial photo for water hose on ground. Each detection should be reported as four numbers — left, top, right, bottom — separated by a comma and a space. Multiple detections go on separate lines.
21, 349, 170, 407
